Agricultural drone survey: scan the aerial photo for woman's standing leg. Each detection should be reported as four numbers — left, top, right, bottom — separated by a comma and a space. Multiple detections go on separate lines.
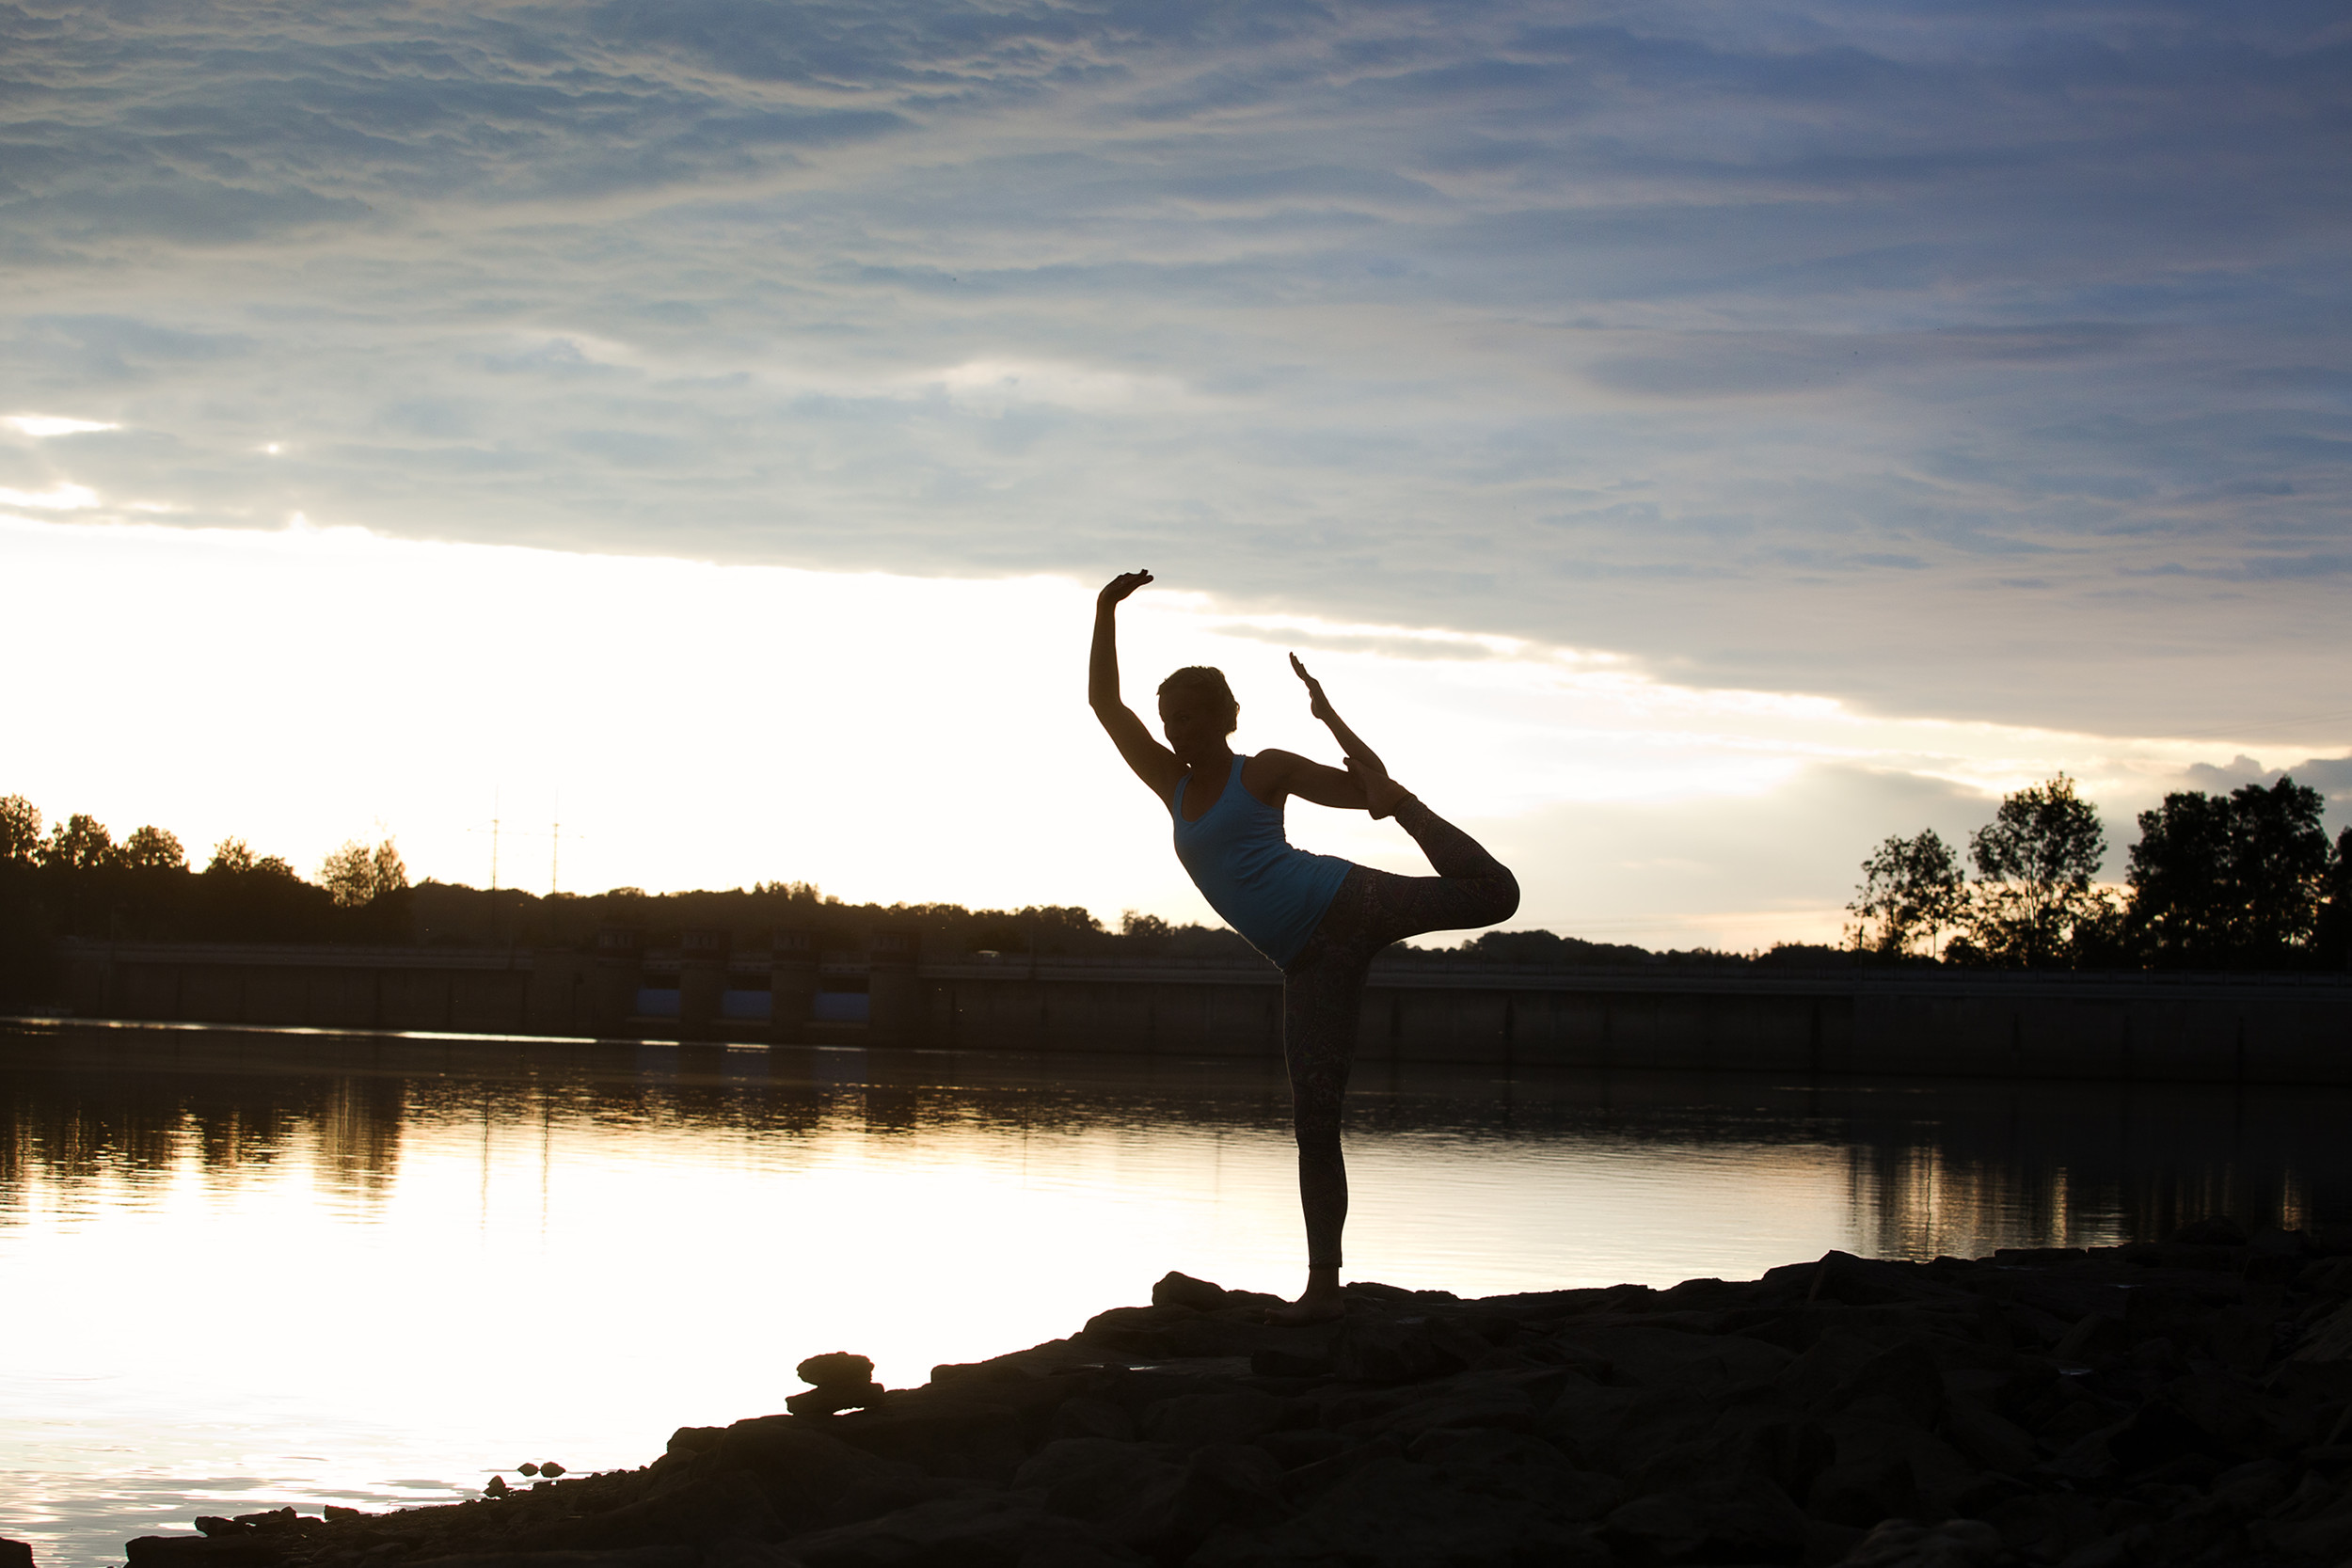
1270, 900, 1378, 1324
1269, 803, 1518, 1323
1285, 931, 1373, 1259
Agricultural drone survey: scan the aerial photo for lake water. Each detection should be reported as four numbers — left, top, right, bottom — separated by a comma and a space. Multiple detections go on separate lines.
6, 1020, 2351, 1566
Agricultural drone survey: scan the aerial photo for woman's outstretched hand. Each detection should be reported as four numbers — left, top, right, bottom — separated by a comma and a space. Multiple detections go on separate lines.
1099, 570, 1154, 607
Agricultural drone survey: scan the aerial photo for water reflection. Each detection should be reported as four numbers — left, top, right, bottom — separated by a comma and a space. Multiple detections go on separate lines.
6, 1022, 2352, 1568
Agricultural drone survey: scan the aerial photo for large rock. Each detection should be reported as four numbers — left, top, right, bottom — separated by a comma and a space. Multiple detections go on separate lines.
1835, 1518, 2001, 1567
1193, 1454, 1609, 1568
782, 1495, 1137, 1568
1138, 1390, 1285, 1449
1328, 1312, 1484, 1385
519, 1472, 783, 1553
121, 1247, 2352, 1568
1604, 1475, 1810, 1565
1013, 1438, 1184, 1524
124, 1539, 289, 1567
799, 1354, 879, 1389
408, 1552, 697, 1568
1096, 1444, 1289, 1560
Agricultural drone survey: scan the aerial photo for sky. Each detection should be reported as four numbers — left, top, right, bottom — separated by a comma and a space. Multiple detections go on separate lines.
3, 0, 2348, 948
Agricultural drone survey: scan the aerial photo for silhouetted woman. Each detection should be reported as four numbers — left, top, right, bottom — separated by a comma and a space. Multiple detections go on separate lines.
1089, 570, 1519, 1323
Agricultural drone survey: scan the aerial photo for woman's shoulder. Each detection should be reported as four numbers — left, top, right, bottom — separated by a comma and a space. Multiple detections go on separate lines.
1240, 749, 1303, 803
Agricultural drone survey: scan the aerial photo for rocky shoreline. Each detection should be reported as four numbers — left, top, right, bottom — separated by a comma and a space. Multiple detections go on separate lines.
41, 1220, 2352, 1567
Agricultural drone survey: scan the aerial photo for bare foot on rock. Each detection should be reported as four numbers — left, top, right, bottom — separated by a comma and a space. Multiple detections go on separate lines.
1264, 1270, 1347, 1326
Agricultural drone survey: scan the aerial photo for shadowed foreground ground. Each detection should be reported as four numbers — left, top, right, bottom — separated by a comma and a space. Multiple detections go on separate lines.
65, 1226, 2352, 1567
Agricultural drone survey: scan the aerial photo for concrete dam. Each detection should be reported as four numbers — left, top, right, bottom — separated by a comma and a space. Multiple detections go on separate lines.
36, 931, 2352, 1085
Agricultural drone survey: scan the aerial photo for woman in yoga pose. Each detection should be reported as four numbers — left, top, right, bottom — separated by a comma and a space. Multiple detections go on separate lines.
1089, 570, 1519, 1323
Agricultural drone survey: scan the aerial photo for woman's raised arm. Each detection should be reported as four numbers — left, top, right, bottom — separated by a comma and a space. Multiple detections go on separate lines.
1279, 655, 1413, 818
1089, 571, 1184, 800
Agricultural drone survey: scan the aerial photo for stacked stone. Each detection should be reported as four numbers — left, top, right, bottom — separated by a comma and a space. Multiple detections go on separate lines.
787, 1352, 888, 1417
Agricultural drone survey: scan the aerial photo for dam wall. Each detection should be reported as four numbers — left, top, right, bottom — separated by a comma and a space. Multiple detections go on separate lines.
33, 937, 2352, 1085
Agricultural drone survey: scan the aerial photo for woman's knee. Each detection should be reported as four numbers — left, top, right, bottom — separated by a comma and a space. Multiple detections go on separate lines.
1291, 1115, 1343, 1152
1481, 869, 1520, 927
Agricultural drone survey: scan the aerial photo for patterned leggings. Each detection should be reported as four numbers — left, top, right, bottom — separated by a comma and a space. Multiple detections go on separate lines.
1282, 798, 1518, 1270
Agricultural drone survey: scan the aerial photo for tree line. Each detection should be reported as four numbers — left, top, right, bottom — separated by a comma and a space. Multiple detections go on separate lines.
0, 795, 415, 998
0, 791, 1270, 1002
6, 770, 2345, 1006
1846, 773, 2352, 970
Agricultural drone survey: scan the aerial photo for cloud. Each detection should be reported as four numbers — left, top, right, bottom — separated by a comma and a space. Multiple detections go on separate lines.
4, 414, 119, 436
0, 0, 2346, 741
0, 482, 99, 510
2178, 752, 2352, 808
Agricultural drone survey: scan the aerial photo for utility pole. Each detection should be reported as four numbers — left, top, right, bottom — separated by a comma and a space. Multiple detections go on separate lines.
489, 787, 501, 947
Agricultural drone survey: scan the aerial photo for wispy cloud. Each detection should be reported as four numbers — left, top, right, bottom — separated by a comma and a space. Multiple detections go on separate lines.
0, 0, 2344, 741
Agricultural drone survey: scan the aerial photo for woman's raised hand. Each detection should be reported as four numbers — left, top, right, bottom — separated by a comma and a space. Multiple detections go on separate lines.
1099, 570, 1154, 607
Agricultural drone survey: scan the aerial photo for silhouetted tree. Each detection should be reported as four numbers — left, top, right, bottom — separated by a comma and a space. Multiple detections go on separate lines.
0, 796, 39, 864
209, 838, 296, 879
321, 837, 408, 908
1845, 829, 1966, 957
1433, 928, 1666, 966
119, 825, 186, 872
2230, 778, 2333, 957
1960, 775, 2115, 967
2127, 777, 2329, 967
40, 814, 119, 871
2317, 828, 2352, 971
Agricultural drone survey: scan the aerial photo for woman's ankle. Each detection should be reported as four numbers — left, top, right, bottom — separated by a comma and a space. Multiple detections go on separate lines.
1367, 779, 1415, 819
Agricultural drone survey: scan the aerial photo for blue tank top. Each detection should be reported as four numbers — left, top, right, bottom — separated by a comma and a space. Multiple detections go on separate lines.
1171, 754, 1352, 967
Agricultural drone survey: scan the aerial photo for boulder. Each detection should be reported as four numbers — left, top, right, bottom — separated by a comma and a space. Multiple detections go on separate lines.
2173, 1215, 2250, 1248
1603, 1474, 1810, 1564
1193, 1454, 1609, 1568
1829, 1341, 1946, 1428
701, 1414, 946, 1535
1250, 1429, 1348, 1471
2051, 1313, 2130, 1370
1246, 1347, 1330, 1379
798, 1354, 879, 1390
1150, 1273, 1230, 1312
1045, 1397, 1134, 1445
1012, 1439, 1184, 1524
518, 1472, 781, 1553
123, 1538, 287, 1567
1334, 1377, 1542, 1440
1329, 1313, 1477, 1385
784, 1494, 1136, 1568
1404, 1429, 1622, 1522
1938, 1396, 2038, 1477
1095, 1444, 1288, 1560
406, 1553, 697, 1568
1835, 1517, 2001, 1567
1560, 1323, 1791, 1395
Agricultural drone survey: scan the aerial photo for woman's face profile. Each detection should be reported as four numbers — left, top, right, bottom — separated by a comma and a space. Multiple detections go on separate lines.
1157, 689, 1233, 760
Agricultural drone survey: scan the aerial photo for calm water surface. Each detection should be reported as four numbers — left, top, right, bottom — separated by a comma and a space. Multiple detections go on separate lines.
6, 1021, 2352, 1565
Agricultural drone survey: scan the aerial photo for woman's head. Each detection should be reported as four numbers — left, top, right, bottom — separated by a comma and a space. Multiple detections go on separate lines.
1157, 666, 1239, 754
